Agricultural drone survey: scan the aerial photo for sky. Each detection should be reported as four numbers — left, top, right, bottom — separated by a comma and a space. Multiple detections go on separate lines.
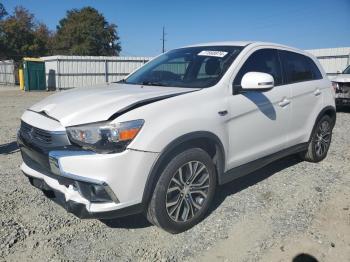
2, 0, 350, 56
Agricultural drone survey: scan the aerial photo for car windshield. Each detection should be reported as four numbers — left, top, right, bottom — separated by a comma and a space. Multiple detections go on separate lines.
343, 65, 350, 74
124, 46, 243, 88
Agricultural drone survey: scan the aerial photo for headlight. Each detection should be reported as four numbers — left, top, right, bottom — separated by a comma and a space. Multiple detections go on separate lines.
66, 119, 144, 153
331, 82, 338, 91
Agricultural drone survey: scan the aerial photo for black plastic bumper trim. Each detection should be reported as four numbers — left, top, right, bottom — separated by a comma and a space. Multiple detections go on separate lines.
336, 98, 350, 105
24, 173, 144, 219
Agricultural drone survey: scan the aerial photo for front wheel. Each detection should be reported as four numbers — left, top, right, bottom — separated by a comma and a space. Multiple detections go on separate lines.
299, 115, 333, 162
147, 148, 216, 233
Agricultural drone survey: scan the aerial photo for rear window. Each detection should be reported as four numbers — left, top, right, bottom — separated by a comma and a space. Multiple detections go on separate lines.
280, 50, 322, 84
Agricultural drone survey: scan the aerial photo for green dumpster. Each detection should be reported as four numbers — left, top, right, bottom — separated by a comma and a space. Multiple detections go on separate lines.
23, 58, 46, 91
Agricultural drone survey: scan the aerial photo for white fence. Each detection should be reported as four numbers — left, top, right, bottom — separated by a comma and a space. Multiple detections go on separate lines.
0, 60, 15, 85
40, 49, 350, 89
1, 47, 349, 89
41, 55, 152, 90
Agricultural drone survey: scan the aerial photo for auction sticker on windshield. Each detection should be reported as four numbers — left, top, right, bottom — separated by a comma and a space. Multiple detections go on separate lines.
198, 50, 228, 57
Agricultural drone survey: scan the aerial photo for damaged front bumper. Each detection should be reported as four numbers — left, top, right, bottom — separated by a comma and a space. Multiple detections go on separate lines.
17, 119, 158, 219
24, 173, 143, 219
335, 82, 350, 106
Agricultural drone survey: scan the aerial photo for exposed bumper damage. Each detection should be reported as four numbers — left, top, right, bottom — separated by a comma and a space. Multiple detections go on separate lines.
335, 82, 350, 106
25, 174, 143, 219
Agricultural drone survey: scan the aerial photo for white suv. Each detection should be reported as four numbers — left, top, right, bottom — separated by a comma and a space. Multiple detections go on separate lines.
18, 41, 336, 233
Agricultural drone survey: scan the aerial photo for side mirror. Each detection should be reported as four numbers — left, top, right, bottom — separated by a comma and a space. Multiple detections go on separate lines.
336, 70, 342, 74
241, 72, 274, 91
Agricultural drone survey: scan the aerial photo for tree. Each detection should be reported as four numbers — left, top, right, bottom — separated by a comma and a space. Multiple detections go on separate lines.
0, 3, 7, 57
33, 23, 53, 56
54, 7, 121, 56
0, 6, 52, 60
0, 3, 7, 19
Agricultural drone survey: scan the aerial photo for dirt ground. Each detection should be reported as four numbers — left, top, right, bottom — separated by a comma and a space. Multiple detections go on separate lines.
0, 86, 349, 262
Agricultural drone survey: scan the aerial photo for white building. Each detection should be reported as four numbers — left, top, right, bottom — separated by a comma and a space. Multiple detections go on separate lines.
307, 47, 350, 77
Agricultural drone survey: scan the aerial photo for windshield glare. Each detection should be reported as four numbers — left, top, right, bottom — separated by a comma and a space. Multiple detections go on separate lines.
343, 65, 350, 74
125, 46, 243, 88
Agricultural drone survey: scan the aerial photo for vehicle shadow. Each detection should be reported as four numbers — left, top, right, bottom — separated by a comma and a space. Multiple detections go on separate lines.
100, 213, 151, 229
292, 253, 319, 262
0, 141, 19, 155
209, 155, 302, 214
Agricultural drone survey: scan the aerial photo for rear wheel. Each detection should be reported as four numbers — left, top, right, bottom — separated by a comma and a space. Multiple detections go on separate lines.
146, 148, 216, 233
299, 115, 333, 162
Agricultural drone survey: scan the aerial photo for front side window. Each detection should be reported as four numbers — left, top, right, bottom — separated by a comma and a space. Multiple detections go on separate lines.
280, 51, 322, 84
125, 46, 243, 88
233, 49, 283, 86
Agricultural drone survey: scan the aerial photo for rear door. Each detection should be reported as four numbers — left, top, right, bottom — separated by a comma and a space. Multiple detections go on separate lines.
279, 50, 324, 145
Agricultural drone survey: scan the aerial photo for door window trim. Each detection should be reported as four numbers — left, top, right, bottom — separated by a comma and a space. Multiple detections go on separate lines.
278, 49, 324, 85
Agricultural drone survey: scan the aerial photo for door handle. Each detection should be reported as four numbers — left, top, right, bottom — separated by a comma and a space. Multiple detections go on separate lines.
278, 98, 290, 107
218, 110, 228, 116
314, 89, 321, 96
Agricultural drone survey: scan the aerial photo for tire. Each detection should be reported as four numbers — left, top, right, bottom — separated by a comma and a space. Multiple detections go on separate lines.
299, 115, 333, 163
146, 148, 217, 234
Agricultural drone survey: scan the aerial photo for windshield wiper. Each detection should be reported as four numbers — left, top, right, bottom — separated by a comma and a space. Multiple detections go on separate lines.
141, 81, 166, 86
113, 79, 125, 83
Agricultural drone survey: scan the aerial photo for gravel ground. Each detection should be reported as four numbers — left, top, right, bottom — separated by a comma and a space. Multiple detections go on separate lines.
0, 87, 349, 261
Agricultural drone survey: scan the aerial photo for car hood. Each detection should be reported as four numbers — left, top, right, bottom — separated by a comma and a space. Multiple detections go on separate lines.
29, 83, 198, 126
332, 74, 350, 83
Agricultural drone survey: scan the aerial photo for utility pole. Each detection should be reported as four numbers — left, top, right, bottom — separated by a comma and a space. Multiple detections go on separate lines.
161, 26, 166, 53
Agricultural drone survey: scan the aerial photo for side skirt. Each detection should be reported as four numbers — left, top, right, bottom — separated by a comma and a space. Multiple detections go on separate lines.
219, 143, 308, 185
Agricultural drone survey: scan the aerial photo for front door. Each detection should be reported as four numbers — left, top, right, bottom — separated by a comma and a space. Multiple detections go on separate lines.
226, 48, 291, 170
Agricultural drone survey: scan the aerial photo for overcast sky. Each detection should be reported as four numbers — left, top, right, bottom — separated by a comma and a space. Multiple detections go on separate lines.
2, 0, 350, 56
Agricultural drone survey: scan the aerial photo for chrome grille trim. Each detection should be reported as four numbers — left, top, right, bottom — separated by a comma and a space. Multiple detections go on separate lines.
20, 121, 68, 145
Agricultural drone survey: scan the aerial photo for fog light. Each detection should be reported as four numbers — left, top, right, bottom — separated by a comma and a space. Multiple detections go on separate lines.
76, 181, 119, 203
90, 184, 112, 202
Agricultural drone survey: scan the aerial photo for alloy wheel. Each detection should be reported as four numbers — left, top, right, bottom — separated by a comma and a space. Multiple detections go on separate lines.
165, 161, 210, 222
314, 120, 331, 157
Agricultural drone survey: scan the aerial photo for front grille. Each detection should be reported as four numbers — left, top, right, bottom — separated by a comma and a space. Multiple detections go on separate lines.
20, 121, 53, 144
21, 147, 50, 173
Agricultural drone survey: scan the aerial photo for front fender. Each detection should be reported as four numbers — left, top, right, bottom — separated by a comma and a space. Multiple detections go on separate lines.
115, 88, 229, 156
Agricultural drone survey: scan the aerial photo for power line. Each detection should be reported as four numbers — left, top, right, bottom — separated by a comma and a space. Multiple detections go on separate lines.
161, 26, 166, 53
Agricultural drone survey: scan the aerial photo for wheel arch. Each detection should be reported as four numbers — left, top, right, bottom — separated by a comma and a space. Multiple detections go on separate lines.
308, 106, 336, 142
141, 131, 225, 205
316, 106, 336, 128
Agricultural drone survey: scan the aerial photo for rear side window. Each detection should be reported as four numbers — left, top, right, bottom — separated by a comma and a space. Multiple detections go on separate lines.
280, 51, 322, 84
233, 49, 283, 86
